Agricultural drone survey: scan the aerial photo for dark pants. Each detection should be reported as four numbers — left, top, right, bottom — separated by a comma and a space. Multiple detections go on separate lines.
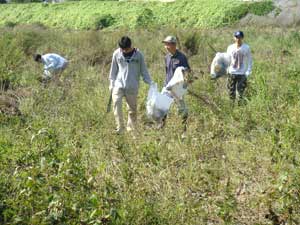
227, 74, 247, 100
160, 99, 188, 132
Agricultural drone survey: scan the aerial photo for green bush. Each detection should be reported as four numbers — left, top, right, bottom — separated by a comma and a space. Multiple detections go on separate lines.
14, 29, 45, 55
136, 8, 155, 28
222, 1, 274, 25
0, 0, 275, 30
248, 1, 274, 16
182, 33, 201, 56
10, 0, 41, 2
4, 21, 18, 28
0, 33, 25, 87
93, 14, 115, 30
1, 24, 300, 225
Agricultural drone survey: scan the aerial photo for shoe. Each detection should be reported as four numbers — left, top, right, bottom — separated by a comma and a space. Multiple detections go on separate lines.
113, 128, 124, 135
156, 122, 164, 130
181, 132, 187, 139
126, 126, 136, 132
156, 118, 166, 130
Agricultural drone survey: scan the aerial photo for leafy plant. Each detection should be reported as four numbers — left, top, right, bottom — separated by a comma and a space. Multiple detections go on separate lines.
94, 14, 115, 30
136, 8, 155, 28
1, 22, 300, 225
0, 0, 275, 30
0, 33, 24, 87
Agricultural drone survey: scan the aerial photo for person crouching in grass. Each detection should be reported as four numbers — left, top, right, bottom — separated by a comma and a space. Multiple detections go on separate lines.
34, 53, 68, 83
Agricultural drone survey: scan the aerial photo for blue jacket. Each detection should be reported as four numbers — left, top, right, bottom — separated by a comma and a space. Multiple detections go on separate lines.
165, 50, 190, 86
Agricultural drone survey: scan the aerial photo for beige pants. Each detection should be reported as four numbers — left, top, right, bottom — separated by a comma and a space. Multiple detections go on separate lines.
112, 88, 137, 132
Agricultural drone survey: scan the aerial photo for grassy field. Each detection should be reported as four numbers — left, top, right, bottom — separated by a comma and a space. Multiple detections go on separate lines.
0, 0, 274, 29
1, 24, 300, 224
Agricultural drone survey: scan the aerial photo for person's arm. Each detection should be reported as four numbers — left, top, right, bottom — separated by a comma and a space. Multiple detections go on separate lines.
140, 52, 152, 85
245, 46, 253, 77
164, 56, 168, 86
109, 52, 119, 90
226, 45, 232, 73
181, 54, 191, 72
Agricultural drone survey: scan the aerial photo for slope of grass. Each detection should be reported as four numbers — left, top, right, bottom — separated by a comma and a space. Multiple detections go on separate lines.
0, 0, 274, 29
1, 24, 300, 224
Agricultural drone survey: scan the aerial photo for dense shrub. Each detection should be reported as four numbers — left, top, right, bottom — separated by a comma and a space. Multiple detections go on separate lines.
0, 33, 25, 87
222, 1, 274, 25
0, 0, 275, 30
10, 0, 41, 2
93, 14, 115, 30
136, 8, 155, 28
4, 21, 18, 28
1, 19, 300, 225
182, 33, 201, 56
14, 29, 45, 55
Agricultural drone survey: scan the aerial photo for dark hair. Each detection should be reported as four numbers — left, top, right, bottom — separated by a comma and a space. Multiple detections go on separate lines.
34, 54, 42, 62
118, 36, 132, 49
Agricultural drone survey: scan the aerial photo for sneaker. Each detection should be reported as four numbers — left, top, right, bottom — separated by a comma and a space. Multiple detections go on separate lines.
156, 117, 167, 130
113, 128, 124, 135
156, 121, 165, 130
126, 126, 136, 132
181, 132, 187, 139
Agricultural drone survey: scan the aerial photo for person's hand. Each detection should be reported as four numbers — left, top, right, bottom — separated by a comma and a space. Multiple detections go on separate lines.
150, 81, 155, 86
170, 90, 180, 101
245, 71, 251, 77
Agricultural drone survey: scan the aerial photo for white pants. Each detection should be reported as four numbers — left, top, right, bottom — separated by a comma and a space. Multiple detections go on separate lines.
112, 88, 137, 132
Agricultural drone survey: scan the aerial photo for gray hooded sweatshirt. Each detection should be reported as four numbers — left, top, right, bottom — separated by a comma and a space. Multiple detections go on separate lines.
109, 48, 152, 95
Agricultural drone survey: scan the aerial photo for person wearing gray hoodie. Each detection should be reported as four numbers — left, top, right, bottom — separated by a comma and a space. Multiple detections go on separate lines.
109, 36, 153, 134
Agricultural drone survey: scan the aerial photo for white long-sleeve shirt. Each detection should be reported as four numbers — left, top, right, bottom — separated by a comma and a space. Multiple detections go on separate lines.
227, 43, 252, 76
42, 53, 68, 73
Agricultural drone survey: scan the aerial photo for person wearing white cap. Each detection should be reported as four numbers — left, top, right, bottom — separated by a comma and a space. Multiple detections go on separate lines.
160, 35, 191, 132
227, 31, 253, 101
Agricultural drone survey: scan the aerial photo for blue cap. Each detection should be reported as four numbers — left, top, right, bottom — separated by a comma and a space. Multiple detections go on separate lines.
234, 31, 244, 38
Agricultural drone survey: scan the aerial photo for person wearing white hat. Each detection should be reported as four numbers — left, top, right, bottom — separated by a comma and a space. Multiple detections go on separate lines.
160, 35, 191, 132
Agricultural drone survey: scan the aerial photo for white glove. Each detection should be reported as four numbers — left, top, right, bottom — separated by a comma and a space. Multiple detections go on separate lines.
150, 81, 155, 86
43, 70, 52, 79
245, 71, 251, 77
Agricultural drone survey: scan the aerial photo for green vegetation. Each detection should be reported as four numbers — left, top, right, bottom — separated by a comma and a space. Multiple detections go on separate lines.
0, 0, 274, 29
1, 24, 300, 224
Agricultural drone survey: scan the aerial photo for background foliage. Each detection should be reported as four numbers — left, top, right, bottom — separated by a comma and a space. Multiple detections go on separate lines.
0, 0, 274, 29
1, 23, 300, 224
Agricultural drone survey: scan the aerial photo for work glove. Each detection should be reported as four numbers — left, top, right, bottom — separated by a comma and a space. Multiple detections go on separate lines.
245, 71, 251, 77
149, 81, 156, 87
43, 70, 52, 79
